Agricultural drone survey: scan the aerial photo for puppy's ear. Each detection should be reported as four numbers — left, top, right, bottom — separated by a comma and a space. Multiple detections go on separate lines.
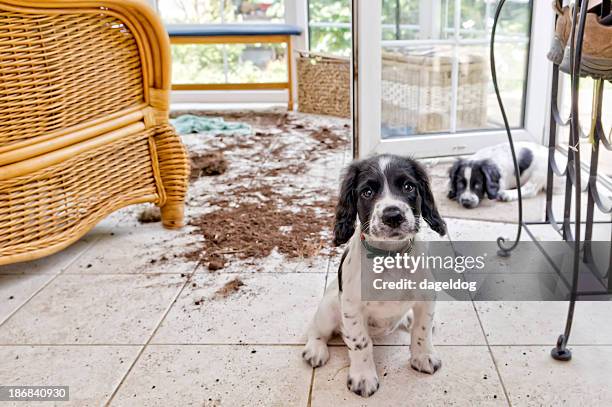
412, 160, 447, 237
481, 160, 501, 200
447, 159, 464, 200
333, 162, 360, 246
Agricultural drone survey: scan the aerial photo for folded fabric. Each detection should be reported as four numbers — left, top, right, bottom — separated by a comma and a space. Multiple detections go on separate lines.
170, 115, 252, 135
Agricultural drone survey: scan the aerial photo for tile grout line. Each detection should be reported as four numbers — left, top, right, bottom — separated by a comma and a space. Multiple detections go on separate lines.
0, 212, 137, 328
0, 235, 104, 329
470, 300, 512, 407
3, 342, 609, 347
441, 214, 546, 226
307, 255, 331, 407
306, 367, 316, 407
0, 271, 330, 277
0, 342, 552, 347
104, 260, 202, 406
103, 125, 286, 405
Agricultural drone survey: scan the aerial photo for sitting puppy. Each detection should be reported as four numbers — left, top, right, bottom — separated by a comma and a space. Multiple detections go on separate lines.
448, 142, 553, 209
302, 154, 447, 398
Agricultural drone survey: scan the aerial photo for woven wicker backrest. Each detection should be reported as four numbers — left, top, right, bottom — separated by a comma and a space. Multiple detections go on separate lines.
0, 8, 145, 147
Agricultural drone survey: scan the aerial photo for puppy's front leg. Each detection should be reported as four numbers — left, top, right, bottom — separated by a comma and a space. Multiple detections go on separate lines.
341, 297, 379, 398
410, 301, 442, 374
499, 181, 542, 201
303, 290, 339, 368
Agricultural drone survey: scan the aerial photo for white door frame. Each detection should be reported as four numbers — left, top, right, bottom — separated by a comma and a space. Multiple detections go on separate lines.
353, 0, 555, 159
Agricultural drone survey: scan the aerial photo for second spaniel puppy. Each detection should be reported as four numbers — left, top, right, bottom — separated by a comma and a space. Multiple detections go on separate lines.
302, 154, 447, 398
447, 141, 555, 209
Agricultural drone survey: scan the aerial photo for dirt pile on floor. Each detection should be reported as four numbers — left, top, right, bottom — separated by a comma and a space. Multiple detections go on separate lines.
190, 151, 228, 181
215, 277, 245, 298
187, 185, 336, 270
259, 122, 349, 177
309, 127, 349, 150
174, 110, 349, 160
176, 110, 349, 271
138, 206, 162, 223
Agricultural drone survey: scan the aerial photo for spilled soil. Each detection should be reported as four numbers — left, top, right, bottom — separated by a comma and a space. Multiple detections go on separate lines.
138, 206, 162, 223
173, 110, 351, 271
190, 151, 228, 181
187, 185, 337, 270
215, 277, 245, 298
310, 128, 349, 150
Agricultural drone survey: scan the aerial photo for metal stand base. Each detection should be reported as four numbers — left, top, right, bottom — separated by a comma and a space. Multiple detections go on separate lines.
496, 248, 511, 258
551, 335, 572, 361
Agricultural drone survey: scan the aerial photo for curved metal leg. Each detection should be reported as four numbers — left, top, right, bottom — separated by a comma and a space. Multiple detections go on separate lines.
551, 302, 576, 361
490, 0, 523, 257
550, 0, 589, 362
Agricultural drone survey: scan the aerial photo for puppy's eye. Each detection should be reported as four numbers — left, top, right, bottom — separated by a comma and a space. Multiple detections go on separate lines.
361, 188, 374, 199
474, 183, 482, 190
458, 180, 466, 188
402, 182, 414, 193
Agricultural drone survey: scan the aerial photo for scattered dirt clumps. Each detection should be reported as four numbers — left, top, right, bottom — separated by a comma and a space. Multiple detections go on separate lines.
310, 127, 349, 150
187, 185, 336, 270
215, 277, 245, 298
190, 151, 228, 181
138, 206, 161, 223
175, 110, 349, 271
261, 162, 307, 177
207, 256, 226, 272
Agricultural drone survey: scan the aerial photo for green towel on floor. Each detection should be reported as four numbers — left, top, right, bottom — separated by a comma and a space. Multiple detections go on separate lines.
171, 115, 252, 135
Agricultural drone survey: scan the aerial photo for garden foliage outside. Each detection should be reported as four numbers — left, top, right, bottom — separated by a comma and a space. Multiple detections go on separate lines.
159, 0, 529, 88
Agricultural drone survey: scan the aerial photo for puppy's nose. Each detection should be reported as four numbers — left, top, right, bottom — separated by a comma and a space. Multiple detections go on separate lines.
460, 198, 475, 209
381, 206, 405, 228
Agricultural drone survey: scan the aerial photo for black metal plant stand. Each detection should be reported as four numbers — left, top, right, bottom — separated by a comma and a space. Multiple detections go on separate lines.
491, 0, 612, 361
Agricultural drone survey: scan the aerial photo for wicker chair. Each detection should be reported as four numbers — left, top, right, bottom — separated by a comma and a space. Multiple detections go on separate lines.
0, 0, 190, 266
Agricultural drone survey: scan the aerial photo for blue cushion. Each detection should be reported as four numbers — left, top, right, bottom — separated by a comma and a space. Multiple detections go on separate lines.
166, 24, 302, 37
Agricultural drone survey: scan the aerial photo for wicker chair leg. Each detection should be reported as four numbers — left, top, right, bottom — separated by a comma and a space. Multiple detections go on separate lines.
154, 125, 190, 230
160, 202, 185, 229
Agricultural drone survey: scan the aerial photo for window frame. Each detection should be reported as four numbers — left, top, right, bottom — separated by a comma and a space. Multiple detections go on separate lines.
354, 0, 555, 158
154, 0, 554, 136
151, 0, 307, 104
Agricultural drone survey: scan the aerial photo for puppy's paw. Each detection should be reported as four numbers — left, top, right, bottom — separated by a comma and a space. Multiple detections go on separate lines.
498, 190, 516, 202
347, 366, 379, 398
410, 351, 442, 375
302, 339, 329, 368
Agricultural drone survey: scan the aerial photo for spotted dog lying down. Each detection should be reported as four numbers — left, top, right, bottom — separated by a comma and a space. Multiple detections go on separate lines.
302, 155, 447, 398
448, 141, 556, 209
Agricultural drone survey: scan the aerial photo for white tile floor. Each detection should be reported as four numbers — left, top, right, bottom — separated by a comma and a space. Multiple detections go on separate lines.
1, 210, 610, 406
1, 113, 611, 406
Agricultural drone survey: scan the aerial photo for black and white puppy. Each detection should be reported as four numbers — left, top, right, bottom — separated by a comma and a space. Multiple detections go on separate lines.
303, 154, 446, 398
448, 141, 553, 209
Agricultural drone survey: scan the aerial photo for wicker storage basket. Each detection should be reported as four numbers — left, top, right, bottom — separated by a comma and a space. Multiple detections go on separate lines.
297, 51, 351, 118
0, 0, 190, 265
382, 50, 488, 134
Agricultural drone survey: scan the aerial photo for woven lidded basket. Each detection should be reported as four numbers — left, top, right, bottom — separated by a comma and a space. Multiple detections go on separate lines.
297, 51, 350, 118
382, 50, 488, 134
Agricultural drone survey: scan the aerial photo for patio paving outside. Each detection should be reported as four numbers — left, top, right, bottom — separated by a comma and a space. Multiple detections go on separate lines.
1, 111, 610, 406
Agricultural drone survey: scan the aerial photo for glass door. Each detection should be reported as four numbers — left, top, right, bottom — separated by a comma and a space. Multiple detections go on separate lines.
354, 0, 553, 158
